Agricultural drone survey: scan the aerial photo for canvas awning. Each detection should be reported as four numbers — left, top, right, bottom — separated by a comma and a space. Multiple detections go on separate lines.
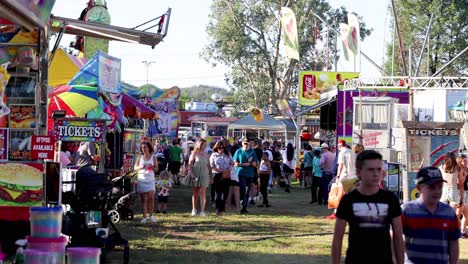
228, 114, 286, 130
121, 93, 159, 119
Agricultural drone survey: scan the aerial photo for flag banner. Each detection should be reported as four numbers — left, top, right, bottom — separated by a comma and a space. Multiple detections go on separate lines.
339, 14, 360, 62
281, 7, 300, 61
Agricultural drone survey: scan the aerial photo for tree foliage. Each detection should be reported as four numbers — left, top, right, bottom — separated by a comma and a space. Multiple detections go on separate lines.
383, 0, 468, 76
203, 0, 371, 111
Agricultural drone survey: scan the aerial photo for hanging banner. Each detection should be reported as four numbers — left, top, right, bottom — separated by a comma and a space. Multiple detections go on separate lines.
0, 128, 7, 161
98, 52, 121, 93
54, 119, 105, 142
340, 14, 360, 62
280, 7, 300, 61
298, 71, 359, 106
30, 135, 55, 160
68, 51, 122, 94
9, 105, 36, 129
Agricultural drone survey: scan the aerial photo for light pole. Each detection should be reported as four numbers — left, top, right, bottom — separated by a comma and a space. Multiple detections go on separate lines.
141, 60, 156, 85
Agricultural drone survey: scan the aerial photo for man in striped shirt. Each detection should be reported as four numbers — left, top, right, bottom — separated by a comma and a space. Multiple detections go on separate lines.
401, 166, 460, 264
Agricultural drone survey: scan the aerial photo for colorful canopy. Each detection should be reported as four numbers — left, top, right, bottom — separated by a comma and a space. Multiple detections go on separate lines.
48, 48, 87, 87
47, 85, 99, 131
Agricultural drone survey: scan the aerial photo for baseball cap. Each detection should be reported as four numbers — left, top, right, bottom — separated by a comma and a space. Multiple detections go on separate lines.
242, 138, 249, 143
320, 143, 329, 148
415, 166, 446, 185
338, 139, 346, 146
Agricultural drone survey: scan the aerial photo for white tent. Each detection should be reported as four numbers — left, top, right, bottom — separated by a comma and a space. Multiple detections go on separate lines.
227, 114, 288, 142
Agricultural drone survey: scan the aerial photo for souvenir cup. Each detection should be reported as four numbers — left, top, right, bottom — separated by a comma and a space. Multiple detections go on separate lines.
27, 236, 67, 264
67, 247, 101, 264
23, 249, 50, 264
18, 47, 34, 67
29, 206, 63, 238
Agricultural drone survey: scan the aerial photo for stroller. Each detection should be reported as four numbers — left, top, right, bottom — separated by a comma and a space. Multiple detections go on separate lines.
62, 166, 130, 264
108, 172, 137, 224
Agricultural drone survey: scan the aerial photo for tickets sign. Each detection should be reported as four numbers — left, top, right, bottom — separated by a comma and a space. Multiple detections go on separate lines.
31, 136, 55, 160
54, 119, 105, 142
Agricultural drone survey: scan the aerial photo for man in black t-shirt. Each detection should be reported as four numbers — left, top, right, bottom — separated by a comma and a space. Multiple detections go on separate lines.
331, 150, 404, 264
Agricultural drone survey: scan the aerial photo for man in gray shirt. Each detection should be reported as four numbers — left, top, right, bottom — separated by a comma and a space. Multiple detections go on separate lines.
75, 142, 97, 168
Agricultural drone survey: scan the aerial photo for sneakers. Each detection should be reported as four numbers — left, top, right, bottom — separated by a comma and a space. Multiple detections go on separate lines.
199, 211, 206, 217
140, 218, 148, 224
149, 216, 156, 223
325, 213, 336, 220
191, 209, 197, 217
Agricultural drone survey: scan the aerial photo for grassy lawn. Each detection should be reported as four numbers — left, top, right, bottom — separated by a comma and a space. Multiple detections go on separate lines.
107, 181, 468, 264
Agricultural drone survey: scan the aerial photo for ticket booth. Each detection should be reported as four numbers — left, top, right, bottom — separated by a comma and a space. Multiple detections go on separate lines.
402, 121, 464, 202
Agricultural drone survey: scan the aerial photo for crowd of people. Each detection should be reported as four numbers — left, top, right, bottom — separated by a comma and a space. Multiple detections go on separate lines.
130, 135, 467, 263
132, 136, 298, 220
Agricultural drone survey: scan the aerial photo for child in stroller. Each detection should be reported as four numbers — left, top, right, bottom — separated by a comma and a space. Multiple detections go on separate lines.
108, 172, 138, 224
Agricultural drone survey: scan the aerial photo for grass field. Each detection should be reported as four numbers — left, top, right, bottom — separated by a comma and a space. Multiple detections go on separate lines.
107, 182, 468, 264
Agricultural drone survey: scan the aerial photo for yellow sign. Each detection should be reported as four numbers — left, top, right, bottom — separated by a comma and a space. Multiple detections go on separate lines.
298, 71, 359, 106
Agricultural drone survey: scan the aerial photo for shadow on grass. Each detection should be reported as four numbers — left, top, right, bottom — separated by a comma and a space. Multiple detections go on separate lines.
108, 247, 331, 264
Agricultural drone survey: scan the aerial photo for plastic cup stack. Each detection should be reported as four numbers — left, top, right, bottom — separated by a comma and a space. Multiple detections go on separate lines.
27, 207, 66, 264
67, 247, 101, 264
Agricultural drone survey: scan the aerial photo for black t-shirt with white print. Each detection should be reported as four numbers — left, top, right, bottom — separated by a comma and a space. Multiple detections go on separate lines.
336, 189, 401, 264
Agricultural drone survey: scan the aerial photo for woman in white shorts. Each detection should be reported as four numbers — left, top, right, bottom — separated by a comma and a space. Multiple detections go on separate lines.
439, 152, 464, 214
134, 141, 158, 223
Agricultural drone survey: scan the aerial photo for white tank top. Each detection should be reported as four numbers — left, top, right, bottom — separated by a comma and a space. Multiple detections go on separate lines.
138, 156, 155, 182
259, 161, 269, 172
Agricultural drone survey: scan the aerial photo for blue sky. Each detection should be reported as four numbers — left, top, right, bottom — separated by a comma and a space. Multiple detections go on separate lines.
51, 0, 391, 89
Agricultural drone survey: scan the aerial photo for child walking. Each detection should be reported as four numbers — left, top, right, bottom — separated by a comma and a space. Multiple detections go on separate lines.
258, 152, 272, 207
156, 170, 172, 214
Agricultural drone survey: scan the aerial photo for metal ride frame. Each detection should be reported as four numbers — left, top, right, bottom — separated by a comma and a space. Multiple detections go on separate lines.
343, 76, 468, 91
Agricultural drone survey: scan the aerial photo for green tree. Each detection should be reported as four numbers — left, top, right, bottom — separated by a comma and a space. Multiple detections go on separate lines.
384, 0, 468, 76
203, 0, 371, 111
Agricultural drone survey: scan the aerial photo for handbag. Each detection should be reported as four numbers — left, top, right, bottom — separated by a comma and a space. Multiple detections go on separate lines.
328, 182, 345, 209
181, 171, 194, 186
222, 169, 230, 179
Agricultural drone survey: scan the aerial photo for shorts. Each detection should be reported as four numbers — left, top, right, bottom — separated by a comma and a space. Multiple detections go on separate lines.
230, 180, 240, 187
252, 174, 258, 185
283, 164, 294, 174
137, 180, 155, 193
158, 195, 169, 203
441, 186, 460, 205
169, 161, 181, 174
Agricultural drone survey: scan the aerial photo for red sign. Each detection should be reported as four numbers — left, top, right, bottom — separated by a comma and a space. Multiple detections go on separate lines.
31, 136, 55, 160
